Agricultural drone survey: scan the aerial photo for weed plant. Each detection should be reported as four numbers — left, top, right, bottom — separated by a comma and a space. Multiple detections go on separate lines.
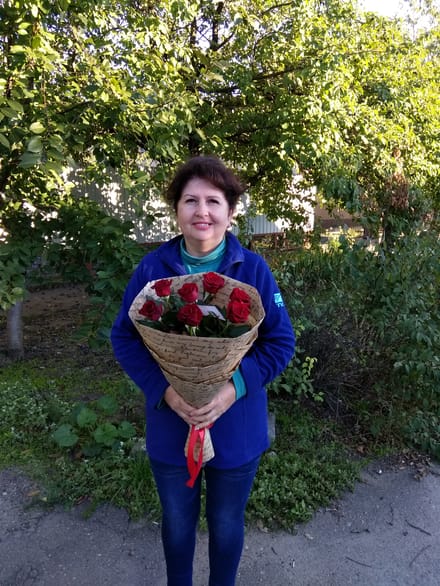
0, 354, 359, 529
248, 401, 361, 529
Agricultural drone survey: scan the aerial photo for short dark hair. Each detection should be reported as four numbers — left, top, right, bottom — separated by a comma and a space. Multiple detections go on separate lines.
165, 155, 246, 212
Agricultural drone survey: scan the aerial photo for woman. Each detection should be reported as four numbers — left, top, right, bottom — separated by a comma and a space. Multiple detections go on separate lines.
111, 155, 295, 586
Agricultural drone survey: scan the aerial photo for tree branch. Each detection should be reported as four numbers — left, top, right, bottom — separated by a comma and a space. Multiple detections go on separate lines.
262, 2, 297, 15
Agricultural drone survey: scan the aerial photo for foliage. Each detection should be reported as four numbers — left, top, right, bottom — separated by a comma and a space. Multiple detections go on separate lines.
0, 208, 48, 309
0, 379, 65, 447
267, 354, 321, 403
0, 377, 69, 468
0, 0, 197, 319
0, 344, 360, 528
47, 449, 161, 521
1, 196, 146, 346
405, 411, 440, 460
1, 0, 439, 522
0, 243, 33, 310
51, 395, 136, 458
267, 256, 322, 404
46, 198, 146, 344
0, 363, 158, 519
180, 0, 440, 237
279, 228, 440, 456
1, 0, 440, 331
248, 403, 361, 529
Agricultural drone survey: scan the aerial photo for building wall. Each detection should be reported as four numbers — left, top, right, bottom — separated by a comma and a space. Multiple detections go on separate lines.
70, 168, 316, 243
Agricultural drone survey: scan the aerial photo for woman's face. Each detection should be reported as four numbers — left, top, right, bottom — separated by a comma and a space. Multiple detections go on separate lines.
176, 177, 234, 257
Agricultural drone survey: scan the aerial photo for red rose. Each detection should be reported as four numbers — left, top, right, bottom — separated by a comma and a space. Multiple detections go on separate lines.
178, 282, 199, 303
226, 300, 251, 324
202, 272, 225, 294
152, 279, 172, 297
139, 300, 163, 321
229, 287, 251, 305
177, 304, 203, 327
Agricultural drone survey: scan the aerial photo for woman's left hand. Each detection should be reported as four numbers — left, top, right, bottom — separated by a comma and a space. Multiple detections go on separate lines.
190, 380, 236, 429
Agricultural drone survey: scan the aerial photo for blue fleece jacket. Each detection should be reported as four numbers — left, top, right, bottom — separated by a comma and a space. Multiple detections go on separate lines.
111, 232, 295, 468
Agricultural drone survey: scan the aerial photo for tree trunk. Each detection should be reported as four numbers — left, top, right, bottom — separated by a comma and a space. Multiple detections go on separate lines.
7, 301, 24, 360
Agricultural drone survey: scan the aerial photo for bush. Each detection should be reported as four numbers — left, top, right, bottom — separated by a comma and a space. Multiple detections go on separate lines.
278, 230, 440, 456
47, 199, 146, 345
405, 411, 440, 460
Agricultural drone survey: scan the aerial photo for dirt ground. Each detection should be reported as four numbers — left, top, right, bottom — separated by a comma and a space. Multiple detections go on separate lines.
0, 285, 93, 366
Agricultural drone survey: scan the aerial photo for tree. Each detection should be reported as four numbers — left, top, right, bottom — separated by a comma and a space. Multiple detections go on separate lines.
178, 0, 440, 238
1, 0, 439, 357
0, 0, 198, 355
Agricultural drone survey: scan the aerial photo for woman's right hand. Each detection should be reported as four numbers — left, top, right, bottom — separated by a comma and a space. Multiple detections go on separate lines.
164, 386, 196, 426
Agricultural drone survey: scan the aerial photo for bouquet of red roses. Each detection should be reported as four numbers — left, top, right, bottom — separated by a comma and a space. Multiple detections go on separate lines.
136, 271, 254, 338
128, 272, 265, 487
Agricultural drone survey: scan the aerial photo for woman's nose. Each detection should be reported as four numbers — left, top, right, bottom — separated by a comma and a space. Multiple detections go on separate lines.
195, 200, 208, 215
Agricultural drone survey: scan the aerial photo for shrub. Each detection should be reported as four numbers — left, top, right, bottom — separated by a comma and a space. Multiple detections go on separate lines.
47, 199, 146, 345
248, 404, 361, 529
276, 229, 440, 456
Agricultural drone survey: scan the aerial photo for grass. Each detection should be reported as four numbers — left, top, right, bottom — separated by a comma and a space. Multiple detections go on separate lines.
0, 285, 364, 530
248, 402, 362, 529
0, 359, 362, 530
0, 362, 159, 518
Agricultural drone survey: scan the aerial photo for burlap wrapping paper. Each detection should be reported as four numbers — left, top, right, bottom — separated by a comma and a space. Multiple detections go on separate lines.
128, 272, 265, 481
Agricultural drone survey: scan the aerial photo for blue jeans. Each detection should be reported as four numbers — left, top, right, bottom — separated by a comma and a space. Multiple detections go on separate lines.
149, 456, 260, 586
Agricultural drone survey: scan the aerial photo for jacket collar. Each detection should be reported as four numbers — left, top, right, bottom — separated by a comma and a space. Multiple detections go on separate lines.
157, 232, 244, 275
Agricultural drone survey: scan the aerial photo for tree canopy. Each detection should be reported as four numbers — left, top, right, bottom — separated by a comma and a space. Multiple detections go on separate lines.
1, 0, 439, 312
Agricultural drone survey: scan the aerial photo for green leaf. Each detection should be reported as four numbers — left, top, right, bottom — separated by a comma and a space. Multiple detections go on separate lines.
225, 324, 252, 338
30, 121, 45, 134
0, 133, 10, 149
7, 99, 24, 112
19, 152, 40, 167
137, 318, 167, 331
27, 136, 43, 153
93, 423, 118, 447
76, 406, 98, 428
46, 148, 65, 160
52, 424, 79, 448
118, 421, 136, 439
10, 45, 27, 54
96, 395, 118, 415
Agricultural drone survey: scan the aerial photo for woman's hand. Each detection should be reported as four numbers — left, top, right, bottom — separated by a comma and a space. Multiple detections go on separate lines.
164, 381, 236, 429
164, 386, 197, 426
190, 380, 236, 429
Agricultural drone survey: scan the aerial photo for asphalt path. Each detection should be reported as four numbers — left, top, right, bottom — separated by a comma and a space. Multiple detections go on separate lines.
1, 457, 439, 585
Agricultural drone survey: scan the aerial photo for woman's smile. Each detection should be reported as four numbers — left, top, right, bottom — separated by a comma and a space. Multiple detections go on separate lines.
193, 221, 212, 230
